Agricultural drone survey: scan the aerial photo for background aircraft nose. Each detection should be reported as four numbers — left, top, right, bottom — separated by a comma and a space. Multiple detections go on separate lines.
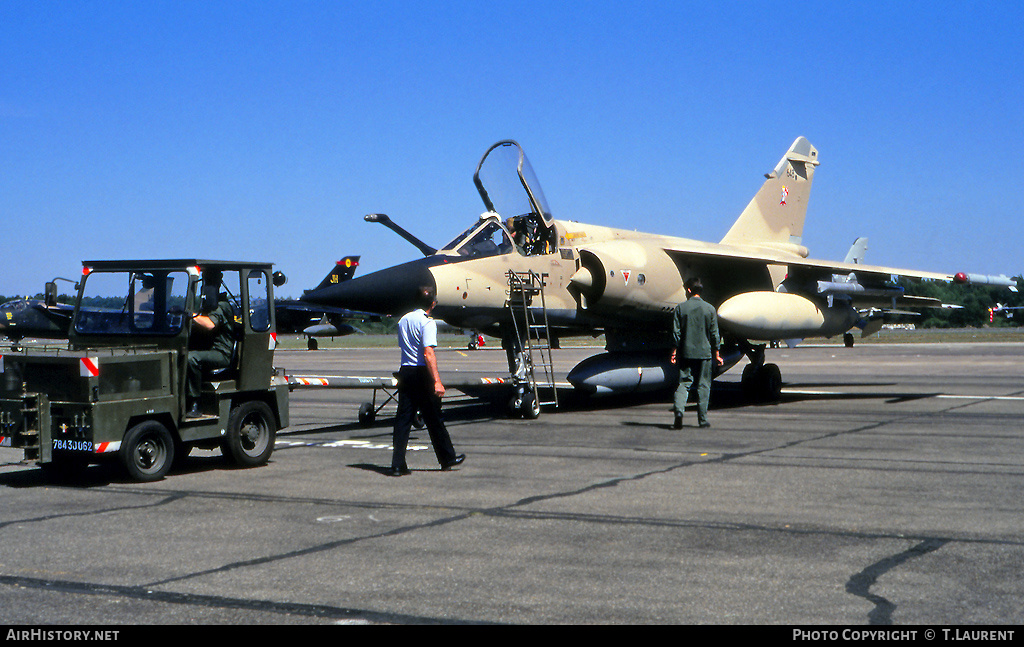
302, 258, 437, 316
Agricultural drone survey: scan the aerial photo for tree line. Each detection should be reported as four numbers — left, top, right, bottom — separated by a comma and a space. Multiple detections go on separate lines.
900, 275, 1024, 328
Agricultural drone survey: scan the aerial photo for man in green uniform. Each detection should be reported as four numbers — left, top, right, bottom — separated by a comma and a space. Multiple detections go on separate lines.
670, 278, 722, 429
186, 270, 235, 418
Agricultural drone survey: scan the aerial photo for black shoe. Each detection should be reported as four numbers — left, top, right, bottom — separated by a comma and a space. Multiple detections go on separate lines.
441, 454, 465, 471
386, 466, 411, 477
699, 421, 711, 429
673, 414, 683, 430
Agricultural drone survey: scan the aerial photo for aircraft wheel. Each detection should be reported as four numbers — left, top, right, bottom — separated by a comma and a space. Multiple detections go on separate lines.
308, 337, 319, 351
121, 420, 175, 482
742, 363, 783, 403
507, 390, 524, 418
844, 333, 855, 348
223, 400, 276, 467
761, 363, 783, 401
521, 391, 541, 419
358, 402, 375, 426
741, 363, 758, 389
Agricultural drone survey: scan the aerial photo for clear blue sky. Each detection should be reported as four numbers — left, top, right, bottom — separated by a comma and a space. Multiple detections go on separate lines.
2, 1, 1021, 297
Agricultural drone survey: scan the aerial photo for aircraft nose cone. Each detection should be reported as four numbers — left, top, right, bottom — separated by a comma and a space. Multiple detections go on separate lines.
302, 258, 437, 316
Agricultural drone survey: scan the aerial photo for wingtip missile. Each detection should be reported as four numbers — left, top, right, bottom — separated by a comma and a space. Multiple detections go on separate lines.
953, 273, 1018, 291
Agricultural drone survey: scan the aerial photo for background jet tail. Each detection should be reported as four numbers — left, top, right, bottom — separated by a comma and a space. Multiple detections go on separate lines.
313, 256, 361, 290
844, 237, 868, 264
719, 137, 819, 255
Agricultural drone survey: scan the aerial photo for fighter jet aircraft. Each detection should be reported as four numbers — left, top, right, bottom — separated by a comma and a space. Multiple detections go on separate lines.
0, 278, 78, 347
302, 138, 1015, 412
0, 294, 73, 346
275, 255, 378, 343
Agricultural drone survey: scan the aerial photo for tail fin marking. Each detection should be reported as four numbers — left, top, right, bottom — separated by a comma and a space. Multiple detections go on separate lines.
314, 256, 361, 290
719, 137, 819, 254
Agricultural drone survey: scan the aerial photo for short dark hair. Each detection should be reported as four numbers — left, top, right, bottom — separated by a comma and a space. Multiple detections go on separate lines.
684, 277, 703, 294
416, 285, 437, 309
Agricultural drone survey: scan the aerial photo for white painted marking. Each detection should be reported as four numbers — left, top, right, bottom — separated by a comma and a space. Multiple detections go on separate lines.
783, 389, 1024, 401
275, 439, 428, 451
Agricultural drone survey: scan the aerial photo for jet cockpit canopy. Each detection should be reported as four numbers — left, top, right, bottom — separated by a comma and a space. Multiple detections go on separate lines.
470, 140, 557, 256
439, 216, 515, 258
473, 140, 553, 226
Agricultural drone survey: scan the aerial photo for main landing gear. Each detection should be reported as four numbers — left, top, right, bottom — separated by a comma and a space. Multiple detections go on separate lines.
738, 342, 783, 403
507, 383, 541, 419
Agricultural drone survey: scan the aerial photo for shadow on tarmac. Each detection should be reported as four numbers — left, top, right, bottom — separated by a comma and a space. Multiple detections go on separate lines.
3, 378, 932, 488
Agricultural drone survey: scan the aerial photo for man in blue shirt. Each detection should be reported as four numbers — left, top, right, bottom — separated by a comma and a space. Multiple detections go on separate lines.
388, 286, 465, 476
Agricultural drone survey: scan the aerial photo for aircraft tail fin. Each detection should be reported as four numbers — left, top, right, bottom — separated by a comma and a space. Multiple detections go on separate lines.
314, 256, 361, 290
844, 237, 868, 265
719, 137, 819, 255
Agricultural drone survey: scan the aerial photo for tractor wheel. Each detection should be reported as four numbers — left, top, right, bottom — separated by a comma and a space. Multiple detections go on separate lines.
121, 420, 175, 482
223, 401, 276, 467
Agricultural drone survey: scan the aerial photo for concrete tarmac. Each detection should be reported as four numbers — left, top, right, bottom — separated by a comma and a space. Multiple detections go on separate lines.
2, 341, 1024, 625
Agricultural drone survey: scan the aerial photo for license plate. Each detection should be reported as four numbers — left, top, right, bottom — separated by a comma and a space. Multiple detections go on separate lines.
52, 438, 94, 453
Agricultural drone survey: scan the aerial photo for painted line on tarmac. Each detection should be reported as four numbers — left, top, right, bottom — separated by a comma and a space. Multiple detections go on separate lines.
784, 389, 1024, 401
936, 394, 1024, 401
275, 439, 429, 451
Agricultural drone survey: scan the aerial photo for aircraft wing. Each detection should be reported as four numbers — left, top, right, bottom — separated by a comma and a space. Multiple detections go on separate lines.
666, 241, 947, 282
274, 299, 382, 335
276, 300, 381, 319
661, 241, 1016, 306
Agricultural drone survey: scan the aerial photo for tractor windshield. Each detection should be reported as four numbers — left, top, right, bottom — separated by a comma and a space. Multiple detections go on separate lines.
74, 270, 190, 336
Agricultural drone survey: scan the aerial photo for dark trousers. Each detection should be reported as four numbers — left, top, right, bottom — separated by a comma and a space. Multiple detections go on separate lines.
673, 358, 713, 425
392, 366, 457, 470
187, 349, 231, 400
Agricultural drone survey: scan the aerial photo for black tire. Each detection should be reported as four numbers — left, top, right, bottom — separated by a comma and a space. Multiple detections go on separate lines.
741, 363, 758, 387
222, 401, 276, 467
508, 392, 524, 418
358, 402, 375, 426
121, 420, 175, 482
760, 363, 783, 402
521, 391, 541, 419
741, 363, 783, 402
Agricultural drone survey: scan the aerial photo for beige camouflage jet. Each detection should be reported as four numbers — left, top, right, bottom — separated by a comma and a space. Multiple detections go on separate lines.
303, 138, 1015, 415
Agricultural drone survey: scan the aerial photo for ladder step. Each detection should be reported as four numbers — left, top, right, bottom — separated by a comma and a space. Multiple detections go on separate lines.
507, 270, 558, 409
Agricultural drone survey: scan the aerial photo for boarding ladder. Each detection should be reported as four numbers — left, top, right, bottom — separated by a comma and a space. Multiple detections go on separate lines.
506, 270, 558, 410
